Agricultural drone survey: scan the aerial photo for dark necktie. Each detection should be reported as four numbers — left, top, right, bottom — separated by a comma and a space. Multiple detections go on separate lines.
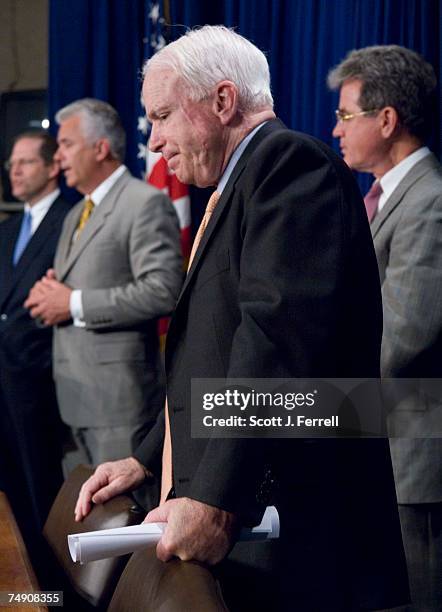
13, 210, 32, 265
364, 181, 382, 223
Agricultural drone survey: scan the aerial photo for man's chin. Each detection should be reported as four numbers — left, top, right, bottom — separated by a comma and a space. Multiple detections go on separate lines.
12, 191, 25, 202
342, 155, 356, 170
174, 169, 190, 185
64, 177, 76, 188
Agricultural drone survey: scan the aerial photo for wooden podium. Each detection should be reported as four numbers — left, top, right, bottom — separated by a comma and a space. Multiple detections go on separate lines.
0, 491, 47, 612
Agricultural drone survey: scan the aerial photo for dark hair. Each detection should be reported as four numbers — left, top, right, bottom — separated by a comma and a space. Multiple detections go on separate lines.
327, 45, 437, 141
13, 130, 58, 165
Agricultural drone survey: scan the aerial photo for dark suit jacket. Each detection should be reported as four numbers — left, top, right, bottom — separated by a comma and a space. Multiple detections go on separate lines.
0, 195, 71, 371
0, 194, 70, 536
135, 121, 409, 609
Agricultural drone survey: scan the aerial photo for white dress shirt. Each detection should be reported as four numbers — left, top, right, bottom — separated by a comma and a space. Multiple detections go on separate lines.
378, 146, 431, 212
26, 189, 61, 234
217, 122, 267, 194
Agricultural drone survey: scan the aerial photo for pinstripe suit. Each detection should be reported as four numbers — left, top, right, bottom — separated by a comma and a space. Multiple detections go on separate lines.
371, 152, 442, 609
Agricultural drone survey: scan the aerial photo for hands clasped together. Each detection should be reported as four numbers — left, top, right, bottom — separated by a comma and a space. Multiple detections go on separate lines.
75, 458, 238, 565
24, 268, 72, 326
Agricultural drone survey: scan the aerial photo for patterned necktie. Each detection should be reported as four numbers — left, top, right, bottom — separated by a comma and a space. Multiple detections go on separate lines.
364, 180, 382, 223
75, 196, 95, 239
161, 190, 221, 502
188, 190, 220, 268
13, 210, 32, 265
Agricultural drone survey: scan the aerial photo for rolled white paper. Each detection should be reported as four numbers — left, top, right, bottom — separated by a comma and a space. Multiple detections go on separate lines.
68, 522, 166, 564
68, 505, 279, 565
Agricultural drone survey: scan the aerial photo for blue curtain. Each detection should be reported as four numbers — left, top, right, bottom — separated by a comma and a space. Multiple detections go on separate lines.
49, 0, 442, 199
49, 0, 145, 193
169, 0, 442, 194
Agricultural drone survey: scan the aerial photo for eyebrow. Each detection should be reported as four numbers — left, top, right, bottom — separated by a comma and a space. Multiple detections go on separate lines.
147, 105, 169, 121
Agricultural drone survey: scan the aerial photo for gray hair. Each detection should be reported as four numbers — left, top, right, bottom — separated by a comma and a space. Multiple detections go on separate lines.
143, 25, 273, 113
327, 45, 437, 141
55, 98, 126, 161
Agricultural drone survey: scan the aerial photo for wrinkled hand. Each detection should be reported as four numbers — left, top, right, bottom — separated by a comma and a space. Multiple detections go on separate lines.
24, 270, 72, 326
74, 457, 149, 521
145, 497, 239, 565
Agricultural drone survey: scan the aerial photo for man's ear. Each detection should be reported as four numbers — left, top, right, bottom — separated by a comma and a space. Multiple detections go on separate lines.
379, 106, 399, 138
212, 81, 238, 125
95, 138, 112, 161
47, 159, 61, 180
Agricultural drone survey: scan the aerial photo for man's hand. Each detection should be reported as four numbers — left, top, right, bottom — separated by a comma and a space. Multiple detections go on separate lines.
74, 457, 149, 522
24, 273, 72, 326
144, 497, 239, 565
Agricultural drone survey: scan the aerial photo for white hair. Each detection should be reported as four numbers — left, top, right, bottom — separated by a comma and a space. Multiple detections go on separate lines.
143, 25, 273, 112
55, 98, 126, 161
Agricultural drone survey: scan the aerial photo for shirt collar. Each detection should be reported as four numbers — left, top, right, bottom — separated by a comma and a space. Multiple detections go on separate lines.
217, 122, 268, 195
24, 188, 60, 217
87, 165, 126, 206
378, 147, 431, 211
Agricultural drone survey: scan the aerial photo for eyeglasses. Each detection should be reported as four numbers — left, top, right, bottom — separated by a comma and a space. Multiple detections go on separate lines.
4, 158, 40, 172
334, 109, 379, 123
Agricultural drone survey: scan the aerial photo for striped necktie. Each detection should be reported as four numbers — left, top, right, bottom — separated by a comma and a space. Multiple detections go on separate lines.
188, 190, 220, 268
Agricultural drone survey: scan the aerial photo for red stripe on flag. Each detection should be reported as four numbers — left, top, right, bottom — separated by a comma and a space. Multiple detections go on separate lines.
180, 225, 192, 262
148, 156, 169, 189
147, 148, 191, 350
169, 174, 189, 201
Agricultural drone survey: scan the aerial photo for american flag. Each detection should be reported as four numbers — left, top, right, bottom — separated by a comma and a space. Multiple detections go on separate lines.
138, 1, 191, 345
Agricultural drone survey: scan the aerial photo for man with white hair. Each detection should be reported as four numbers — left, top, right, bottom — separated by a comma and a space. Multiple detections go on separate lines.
75, 28, 409, 609
25, 99, 182, 472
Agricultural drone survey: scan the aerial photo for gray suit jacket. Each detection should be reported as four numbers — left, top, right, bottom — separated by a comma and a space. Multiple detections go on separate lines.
371, 153, 442, 503
53, 169, 183, 429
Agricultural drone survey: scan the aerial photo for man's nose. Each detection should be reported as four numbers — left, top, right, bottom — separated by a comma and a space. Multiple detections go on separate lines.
332, 121, 344, 138
149, 123, 164, 152
10, 164, 22, 177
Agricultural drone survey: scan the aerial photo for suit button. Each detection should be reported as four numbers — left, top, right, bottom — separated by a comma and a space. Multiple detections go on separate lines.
0, 314, 7, 321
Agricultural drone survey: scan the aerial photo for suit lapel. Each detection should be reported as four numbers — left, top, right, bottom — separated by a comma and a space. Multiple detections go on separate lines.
371, 154, 439, 238
1, 196, 67, 304
58, 170, 130, 280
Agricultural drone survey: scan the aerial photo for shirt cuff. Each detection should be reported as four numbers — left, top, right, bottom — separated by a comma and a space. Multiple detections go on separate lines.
70, 290, 84, 322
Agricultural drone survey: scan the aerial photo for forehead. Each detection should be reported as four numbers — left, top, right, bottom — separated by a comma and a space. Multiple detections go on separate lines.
339, 79, 363, 109
142, 68, 181, 117
57, 114, 85, 139
12, 137, 42, 158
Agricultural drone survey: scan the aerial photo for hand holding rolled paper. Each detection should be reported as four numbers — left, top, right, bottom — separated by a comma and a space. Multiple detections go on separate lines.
68, 506, 279, 564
